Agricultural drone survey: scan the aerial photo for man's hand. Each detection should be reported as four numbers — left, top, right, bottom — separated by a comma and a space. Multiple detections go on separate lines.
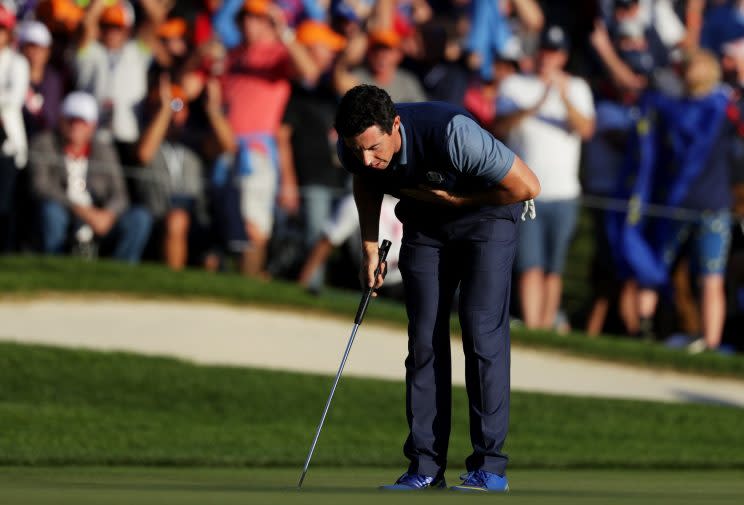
277, 181, 300, 215
74, 206, 117, 236
399, 185, 463, 207
360, 241, 387, 297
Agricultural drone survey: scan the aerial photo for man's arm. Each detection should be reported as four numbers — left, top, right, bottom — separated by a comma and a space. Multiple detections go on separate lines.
137, 75, 172, 164
353, 174, 386, 290
401, 115, 540, 207
399, 155, 540, 207
29, 136, 72, 207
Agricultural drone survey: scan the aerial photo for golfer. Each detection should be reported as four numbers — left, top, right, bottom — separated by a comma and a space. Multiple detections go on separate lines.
335, 85, 540, 492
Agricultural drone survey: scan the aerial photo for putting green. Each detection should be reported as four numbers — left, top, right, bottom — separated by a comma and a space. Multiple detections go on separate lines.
0, 467, 742, 505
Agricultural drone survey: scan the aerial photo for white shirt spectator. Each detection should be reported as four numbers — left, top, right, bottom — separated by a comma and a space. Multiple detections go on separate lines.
498, 73, 595, 201
324, 194, 404, 285
0, 45, 29, 167
75, 40, 151, 143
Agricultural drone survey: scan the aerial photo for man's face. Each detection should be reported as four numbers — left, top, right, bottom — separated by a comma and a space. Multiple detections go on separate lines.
62, 117, 95, 146
21, 43, 50, 67
368, 44, 401, 75
242, 12, 274, 44
101, 23, 129, 50
537, 48, 567, 74
308, 43, 337, 72
344, 117, 400, 170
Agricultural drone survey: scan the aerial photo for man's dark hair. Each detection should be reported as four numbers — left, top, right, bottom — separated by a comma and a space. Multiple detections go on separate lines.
335, 85, 397, 139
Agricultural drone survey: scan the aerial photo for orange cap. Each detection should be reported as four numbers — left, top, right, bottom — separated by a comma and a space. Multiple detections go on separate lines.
37, 0, 85, 32
157, 18, 187, 39
368, 28, 401, 49
243, 0, 270, 16
100, 2, 134, 28
296, 20, 346, 51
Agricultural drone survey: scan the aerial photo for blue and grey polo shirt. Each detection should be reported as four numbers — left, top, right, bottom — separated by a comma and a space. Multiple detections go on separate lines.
338, 101, 519, 224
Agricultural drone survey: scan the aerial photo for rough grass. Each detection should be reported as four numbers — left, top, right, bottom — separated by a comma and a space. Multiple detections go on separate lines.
0, 342, 742, 469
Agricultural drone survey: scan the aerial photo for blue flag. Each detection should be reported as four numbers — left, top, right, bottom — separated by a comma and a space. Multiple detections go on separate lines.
606, 88, 730, 287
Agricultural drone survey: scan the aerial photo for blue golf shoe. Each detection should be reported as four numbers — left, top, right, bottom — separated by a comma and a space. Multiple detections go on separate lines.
451, 469, 509, 492
380, 472, 447, 490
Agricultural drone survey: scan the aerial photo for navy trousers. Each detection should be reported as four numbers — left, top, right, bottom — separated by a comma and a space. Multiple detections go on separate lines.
398, 214, 517, 478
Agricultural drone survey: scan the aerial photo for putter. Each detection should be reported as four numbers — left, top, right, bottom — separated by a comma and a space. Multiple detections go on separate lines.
297, 239, 392, 489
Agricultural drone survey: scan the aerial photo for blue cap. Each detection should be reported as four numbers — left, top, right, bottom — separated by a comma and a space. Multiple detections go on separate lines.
540, 25, 570, 51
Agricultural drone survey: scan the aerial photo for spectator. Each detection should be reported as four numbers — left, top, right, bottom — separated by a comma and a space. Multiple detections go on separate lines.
463, 40, 522, 130
214, 0, 322, 277
700, 0, 744, 55
495, 25, 595, 330
0, 5, 29, 252
466, 0, 544, 80
298, 193, 404, 298
134, 76, 215, 270
29, 91, 152, 263
334, 27, 427, 102
19, 20, 63, 139
74, 0, 167, 165
193, 0, 222, 46
277, 19, 348, 284
592, 0, 685, 91
610, 49, 738, 351
153, 16, 191, 77
406, 19, 471, 105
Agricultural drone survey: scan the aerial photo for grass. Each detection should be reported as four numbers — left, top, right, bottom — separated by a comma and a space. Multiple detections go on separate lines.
1, 467, 743, 505
0, 342, 742, 469
2, 255, 744, 379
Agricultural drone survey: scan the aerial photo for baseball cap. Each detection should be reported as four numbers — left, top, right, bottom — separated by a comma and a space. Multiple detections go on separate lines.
368, 28, 401, 49
0, 5, 16, 30
18, 21, 52, 47
539, 25, 570, 52
243, 0, 270, 17
157, 17, 187, 39
296, 20, 346, 51
61, 92, 99, 123
615, 0, 639, 9
36, 0, 85, 33
100, 1, 135, 28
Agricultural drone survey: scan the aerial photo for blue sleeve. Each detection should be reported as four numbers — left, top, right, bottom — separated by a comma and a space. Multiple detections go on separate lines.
446, 114, 515, 185
213, 0, 244, 50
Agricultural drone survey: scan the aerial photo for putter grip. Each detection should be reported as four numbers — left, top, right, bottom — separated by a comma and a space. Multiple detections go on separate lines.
354, 239, 392, 325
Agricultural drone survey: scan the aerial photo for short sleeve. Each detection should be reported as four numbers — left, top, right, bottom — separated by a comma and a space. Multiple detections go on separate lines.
446, 114, 515, 185
569, 78, 596, 119
282, 94, 298, 126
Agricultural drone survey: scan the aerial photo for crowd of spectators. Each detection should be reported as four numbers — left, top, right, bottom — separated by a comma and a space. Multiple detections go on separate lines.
0, 0, 743, 353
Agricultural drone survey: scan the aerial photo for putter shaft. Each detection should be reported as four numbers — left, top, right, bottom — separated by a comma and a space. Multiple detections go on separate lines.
297, 239, 391, 489
297, 322, 360, 488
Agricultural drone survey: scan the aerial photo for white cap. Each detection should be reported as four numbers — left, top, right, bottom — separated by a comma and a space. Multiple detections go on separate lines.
61, 91, 99, 123
18, 20, 52, 47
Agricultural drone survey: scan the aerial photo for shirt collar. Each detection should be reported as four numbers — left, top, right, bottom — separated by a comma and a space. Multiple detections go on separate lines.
397, 121, 408, 166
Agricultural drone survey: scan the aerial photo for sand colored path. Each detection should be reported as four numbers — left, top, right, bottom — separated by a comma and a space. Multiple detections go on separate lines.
1, 297, 743, 407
